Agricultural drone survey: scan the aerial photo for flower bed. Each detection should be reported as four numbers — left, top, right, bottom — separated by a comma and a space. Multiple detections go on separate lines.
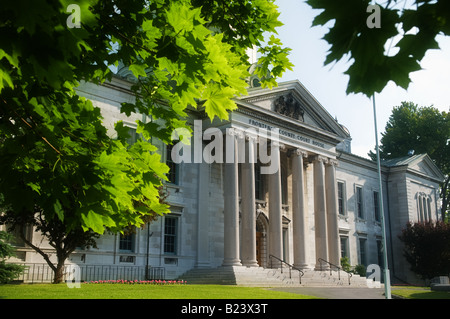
83, 279, 187, 285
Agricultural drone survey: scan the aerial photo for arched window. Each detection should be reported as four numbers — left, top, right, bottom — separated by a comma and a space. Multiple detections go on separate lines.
416, 193, 433, 222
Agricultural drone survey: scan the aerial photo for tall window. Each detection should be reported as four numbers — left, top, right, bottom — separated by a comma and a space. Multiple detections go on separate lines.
119, 233, 134, 252
254, 164, 264, 200
358, 238, 367, 266
281, 168, 288, 205
164, 216, 178, 255
340, 236, 349, 259
166, 144, 179, 185
417, 193, 432, 222
377, 240, 384, 269
338, 182, 345, 216
356, 186, 364, 219
126, 127, 138, 145
373, 191, 380, 222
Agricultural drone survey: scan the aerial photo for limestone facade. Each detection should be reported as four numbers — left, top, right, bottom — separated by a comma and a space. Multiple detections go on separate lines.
4, 77, 444, 285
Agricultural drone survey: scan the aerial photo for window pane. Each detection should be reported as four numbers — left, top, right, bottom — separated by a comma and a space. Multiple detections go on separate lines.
119, 234, 133, 251
359, 238, 366, 266
374, 191, 380, 222
356, 187, 363, 218
166, 144, 179, 185
164, 217, 178, 254
338, 182, 344, 215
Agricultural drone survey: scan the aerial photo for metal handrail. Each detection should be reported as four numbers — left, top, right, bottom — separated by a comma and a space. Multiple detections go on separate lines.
269, 255, 304, 284
7, 263, 165, 283
318, 258, 352, 285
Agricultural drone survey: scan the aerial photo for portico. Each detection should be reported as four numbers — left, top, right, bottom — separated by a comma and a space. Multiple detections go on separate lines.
220, 82, 348, 270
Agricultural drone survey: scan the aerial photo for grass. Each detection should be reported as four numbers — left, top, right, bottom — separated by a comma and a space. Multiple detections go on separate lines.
391, 286, 450, 299
0, 283, 317, 299
2, 283, 449, 300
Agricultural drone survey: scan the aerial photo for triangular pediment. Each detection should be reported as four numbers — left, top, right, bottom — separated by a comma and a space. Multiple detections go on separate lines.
409, 155, 445, 182
384, 154, 445, 182
237, 80, 350, 140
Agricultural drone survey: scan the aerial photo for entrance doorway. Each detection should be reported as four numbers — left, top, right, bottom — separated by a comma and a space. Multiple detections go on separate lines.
256, 212, 268, 267
256, 231, 263, 266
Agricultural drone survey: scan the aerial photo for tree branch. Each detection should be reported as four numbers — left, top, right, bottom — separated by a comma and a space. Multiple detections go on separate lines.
18, 224, 56, 273
1, 98, 62, 155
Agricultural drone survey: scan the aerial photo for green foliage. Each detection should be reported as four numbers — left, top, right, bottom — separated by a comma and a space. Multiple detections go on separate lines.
0, 231, 25, 283
0, 0, 290, 233
399, 221, 450, 280
306, 0, 450, 97
353, 264, 367, 277
340, 257, 352, 272
340, 257, 367, 277
0, 284, 315, 299
0, 0, 291, 281
369, 102, 450, 219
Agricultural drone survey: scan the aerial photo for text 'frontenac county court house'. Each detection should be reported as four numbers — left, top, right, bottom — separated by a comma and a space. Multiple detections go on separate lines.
6, 63, 444, 286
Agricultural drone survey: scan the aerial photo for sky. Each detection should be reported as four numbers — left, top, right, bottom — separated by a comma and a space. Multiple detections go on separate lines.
274, 0, 450, 159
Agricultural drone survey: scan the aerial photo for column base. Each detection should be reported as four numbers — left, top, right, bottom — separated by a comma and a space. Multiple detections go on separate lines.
293, 263, 310, 270
241, 260, 259, 267
222, 259, 242, 267
315, 263, 330, 271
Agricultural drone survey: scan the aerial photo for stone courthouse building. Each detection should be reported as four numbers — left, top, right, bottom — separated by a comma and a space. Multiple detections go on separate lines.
5, 67, 444, 285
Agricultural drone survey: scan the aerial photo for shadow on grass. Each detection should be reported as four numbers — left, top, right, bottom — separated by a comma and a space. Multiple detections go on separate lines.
392, 288, 450, 299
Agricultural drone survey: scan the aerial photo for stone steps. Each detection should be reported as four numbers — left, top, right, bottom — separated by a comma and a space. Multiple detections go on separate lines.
178, 266, 375, 287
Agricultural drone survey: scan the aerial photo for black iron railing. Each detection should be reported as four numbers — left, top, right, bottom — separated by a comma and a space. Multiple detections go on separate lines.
318, 258, 352, 285
269, 255, 304, 284
8, 263, 165, 283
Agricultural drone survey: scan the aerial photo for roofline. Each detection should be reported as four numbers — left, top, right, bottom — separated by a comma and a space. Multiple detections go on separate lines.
242, 80, 351, 139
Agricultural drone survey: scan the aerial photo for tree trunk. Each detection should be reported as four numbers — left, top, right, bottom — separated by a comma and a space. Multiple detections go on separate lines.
18, 224, 69, 284
53, 261, 66, 284
441, 176, 450, 221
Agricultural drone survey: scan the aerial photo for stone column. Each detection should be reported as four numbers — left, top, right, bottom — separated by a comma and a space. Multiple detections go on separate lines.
222, 129, 241, 266
268, 142, 283, 262
292, 149, 309, 269
313, 155, 329, 270
325, 159, 340, 266
196, 159, 210, 268
241, 134, 258, 267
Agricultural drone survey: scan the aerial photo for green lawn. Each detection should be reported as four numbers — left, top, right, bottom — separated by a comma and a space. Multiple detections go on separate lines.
0, 283, 316, 299
392, 286, 450, 299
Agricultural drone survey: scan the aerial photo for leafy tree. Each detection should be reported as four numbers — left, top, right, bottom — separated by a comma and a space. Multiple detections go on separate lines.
0, 231, 25, 284
399, 221, 450, 280
0, 0, 292, 283
306, 0, 450, 97
368, 102, 450, 220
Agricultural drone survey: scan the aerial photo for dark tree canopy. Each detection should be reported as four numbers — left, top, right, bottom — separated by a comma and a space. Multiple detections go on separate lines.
368, 102, 450, 219
307, 0, 450, 97
399, 221, 450, 280
0, 0, 292, 282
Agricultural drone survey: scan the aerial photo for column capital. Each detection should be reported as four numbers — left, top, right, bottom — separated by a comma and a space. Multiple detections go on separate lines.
245, 133, 258, 142
311, 154, 328, 163
225, 127, 237, 137
235, 129, 246, 140
293, 149, 308, 158
270, 140, 285, 149
225, 127, 245, 139
327, 158, 339, 167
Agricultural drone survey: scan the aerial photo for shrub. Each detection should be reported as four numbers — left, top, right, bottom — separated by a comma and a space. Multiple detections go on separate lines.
0, 231, 25, 283
399, 221, 450, 280
353, 264, 367, 277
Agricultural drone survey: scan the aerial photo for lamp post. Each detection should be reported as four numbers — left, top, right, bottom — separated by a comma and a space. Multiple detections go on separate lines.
372, 94, 392, 299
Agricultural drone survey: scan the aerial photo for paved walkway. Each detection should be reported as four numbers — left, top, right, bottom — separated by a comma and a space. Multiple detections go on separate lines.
270, 287, 387, 299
